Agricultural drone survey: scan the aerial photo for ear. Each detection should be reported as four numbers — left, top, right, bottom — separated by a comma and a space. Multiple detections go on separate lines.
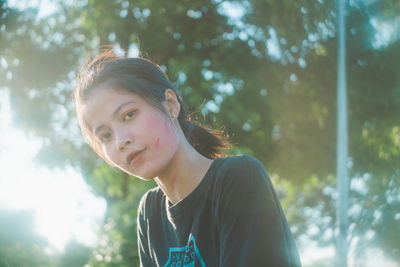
163, 89, 181, 119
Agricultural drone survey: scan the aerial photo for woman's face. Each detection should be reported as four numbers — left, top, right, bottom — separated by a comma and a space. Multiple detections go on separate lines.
83, 86, 180, 180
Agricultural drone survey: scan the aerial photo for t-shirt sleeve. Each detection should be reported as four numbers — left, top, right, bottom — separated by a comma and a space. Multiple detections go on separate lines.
137, 191, 154, 267
217, 156, 301, 267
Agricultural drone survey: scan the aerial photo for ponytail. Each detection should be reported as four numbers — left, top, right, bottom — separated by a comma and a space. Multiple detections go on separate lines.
177, 103, 230, 159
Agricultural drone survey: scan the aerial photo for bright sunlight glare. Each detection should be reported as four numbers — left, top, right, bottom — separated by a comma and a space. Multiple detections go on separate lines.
7, 0, 59, 19
0, 90, 106, 251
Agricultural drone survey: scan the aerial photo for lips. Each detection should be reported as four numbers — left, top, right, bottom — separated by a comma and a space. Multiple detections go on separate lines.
126, 149, 145, 165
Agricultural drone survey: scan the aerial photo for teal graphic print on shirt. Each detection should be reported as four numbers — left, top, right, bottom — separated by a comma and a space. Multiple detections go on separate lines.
163, 235, 206, 267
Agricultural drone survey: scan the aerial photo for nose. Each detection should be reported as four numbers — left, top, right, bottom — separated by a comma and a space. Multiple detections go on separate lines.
117, 134, 133, 151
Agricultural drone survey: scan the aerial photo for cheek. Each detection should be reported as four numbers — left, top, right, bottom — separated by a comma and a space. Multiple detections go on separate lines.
145, 115, 178, 150
103, 145, 118, 164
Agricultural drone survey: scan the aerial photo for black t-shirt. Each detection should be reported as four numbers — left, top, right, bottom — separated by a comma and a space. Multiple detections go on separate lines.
137, 155, 302, 267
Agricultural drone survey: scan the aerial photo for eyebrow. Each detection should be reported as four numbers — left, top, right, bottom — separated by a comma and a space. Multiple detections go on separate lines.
93, 101, 135, 136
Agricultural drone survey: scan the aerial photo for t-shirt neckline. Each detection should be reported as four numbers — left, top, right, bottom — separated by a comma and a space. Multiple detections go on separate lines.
165, 157, 225, 219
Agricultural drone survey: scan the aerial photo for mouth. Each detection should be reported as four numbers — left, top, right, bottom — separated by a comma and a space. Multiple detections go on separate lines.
126, 149, 145, 165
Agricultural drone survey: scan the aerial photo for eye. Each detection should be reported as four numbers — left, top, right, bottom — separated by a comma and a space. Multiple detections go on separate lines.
123, 110, 136, 121
100, 132, 112, 143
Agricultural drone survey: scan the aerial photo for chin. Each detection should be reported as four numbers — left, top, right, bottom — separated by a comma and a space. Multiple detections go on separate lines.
125, 169, 156, 181
135, 174, 156, 181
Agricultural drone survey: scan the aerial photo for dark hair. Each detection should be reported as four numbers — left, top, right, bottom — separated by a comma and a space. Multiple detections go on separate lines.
73, 49, 229, 161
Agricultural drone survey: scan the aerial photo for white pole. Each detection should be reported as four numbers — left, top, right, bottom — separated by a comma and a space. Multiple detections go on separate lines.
336, 0, 348, 266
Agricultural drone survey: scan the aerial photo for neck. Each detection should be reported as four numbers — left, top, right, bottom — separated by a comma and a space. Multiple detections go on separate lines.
155, 139, 213, 205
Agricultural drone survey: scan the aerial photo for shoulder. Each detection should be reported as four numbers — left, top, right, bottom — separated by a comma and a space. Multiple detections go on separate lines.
138, 186, 162, 220
216, 154, 272, 197
219, 154, 266, 173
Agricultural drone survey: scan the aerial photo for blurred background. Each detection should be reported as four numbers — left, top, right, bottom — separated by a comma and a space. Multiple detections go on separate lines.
0, 0, 399, 266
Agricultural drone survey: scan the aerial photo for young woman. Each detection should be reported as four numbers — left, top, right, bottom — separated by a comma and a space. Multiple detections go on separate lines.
73, 50, 301, 267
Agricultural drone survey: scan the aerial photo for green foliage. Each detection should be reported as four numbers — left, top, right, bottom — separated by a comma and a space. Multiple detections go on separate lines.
58, 240, 92, 267
0, 209, 54, 267
85, 165, 155, 266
